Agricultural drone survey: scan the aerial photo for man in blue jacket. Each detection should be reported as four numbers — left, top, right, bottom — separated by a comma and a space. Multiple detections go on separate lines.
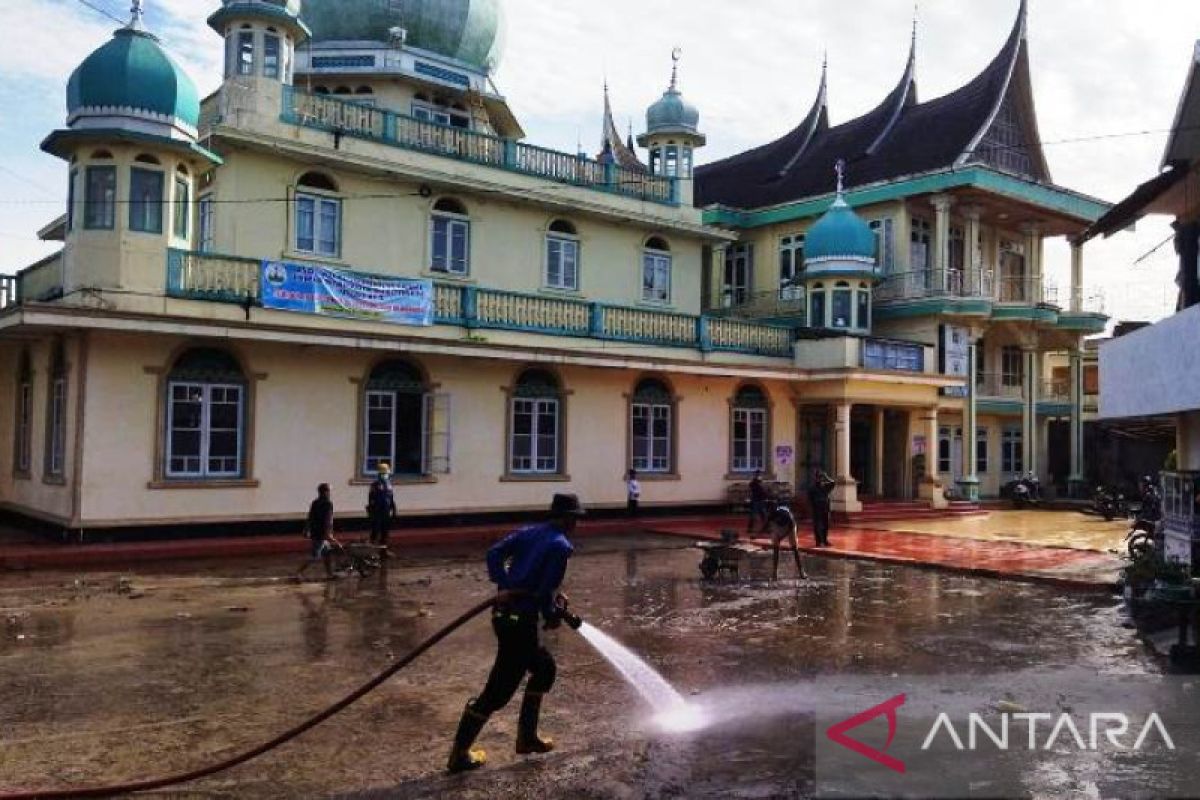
446, 493, 583, 773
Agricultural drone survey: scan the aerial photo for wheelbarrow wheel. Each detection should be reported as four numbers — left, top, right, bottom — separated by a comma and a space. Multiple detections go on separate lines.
700, 555, 719, 580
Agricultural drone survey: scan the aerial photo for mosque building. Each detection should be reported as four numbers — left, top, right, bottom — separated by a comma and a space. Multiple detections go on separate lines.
0, 0, 1107, 535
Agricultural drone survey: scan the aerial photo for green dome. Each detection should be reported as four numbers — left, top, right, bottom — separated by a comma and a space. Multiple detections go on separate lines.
647, 87, 700, 135
67, 29, 200, 131
805, 195, 877, 264
304, 0, 504, 71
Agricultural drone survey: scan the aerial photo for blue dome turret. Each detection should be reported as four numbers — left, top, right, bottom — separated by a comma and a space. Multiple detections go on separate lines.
66, 27, 200, 134
804, 195, 877, 265
208, 0, 312, 42
644, 51, 701, 137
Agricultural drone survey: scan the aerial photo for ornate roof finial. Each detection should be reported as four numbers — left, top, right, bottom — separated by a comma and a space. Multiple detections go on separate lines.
835, 158, 846, 195
128, 0, 145, 30
912, 2, 919, 46
669, 47, 682, 91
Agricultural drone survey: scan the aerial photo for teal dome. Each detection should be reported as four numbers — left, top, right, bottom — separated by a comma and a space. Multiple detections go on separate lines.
804, 195, 877, 264
67, 29, 200, 131
646, 87, 700, 135
303, 0, 504, 71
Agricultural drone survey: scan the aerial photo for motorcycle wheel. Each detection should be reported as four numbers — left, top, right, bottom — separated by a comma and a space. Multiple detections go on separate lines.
1127, 533, 1154, 560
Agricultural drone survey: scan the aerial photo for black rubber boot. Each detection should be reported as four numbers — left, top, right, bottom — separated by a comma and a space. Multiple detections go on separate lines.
516, 691, 555, 754
447, 701, 489, 773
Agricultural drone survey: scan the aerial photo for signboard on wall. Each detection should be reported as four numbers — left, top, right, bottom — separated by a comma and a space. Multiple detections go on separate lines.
261, 261, 434, 327
940, 324, 970, 397
775, 445, 795, 467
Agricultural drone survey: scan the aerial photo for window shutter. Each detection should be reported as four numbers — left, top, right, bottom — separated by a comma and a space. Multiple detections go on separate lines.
423, 392, 452, 474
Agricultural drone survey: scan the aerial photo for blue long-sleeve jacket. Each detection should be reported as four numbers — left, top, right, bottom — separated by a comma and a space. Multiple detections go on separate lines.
486, 522, 574, 619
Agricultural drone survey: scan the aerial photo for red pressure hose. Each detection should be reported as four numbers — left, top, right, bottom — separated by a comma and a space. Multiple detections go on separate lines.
0, 597, 496, 800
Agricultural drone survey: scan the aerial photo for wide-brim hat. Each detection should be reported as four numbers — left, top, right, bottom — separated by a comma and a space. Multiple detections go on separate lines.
549, 493, 586, 517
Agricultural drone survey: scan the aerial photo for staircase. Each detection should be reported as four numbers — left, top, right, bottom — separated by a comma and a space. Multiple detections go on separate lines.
835, 499, 988, 525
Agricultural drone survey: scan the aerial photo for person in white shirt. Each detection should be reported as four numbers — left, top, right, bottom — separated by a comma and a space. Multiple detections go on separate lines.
626, 469, 641, 517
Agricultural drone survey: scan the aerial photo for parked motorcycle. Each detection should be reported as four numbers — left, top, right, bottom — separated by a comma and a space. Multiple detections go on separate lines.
1093, 485, 1127, 521
1005, 472, 1043, 509
1125, 514, 1159, 560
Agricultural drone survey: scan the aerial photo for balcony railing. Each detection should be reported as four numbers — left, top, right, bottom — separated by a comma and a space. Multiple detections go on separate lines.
875, 269, 994, 303
1040, 379, 1070, 403
1068, 288, 1107, 315
0, 273, 15, 310
976, 372, 1025, 400
165, 249, 795, 358
281, 88, 677, 206
708, 287, 808, 325
996, 276, 1058, 305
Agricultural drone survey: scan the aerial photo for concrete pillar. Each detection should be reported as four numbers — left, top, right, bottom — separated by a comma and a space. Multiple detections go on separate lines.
962, 206, 982, 296
1070, 239, 1084, 313
1068, 347, 1086, 497
959, 343, 981, 502
709, 246, 726, 310
1022, 349, 1038, 476
931, 194, 954, 291
873, 406, 886, 498
1022, 224, 1041, 301
831, 402, 862, 514
918, 407, 949, 509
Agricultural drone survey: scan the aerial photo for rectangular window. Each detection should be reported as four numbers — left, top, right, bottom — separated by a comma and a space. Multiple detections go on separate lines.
1002, 428, 1023, 474
938, 426, 953, 476
545, 236, 579, 290
198, 195, 215, 252
863, 340, 925, 372
949, 226, 966, 273
869, 218, 894, 272
237, 31, 255, 76
831, 287, 853, 328
129, 167, 164, 234
856, 289, 870, 330
431, 216, 470, 274
364, 390, 396, 476
723, 244, 753, 306
975, 340, 987, 388
166, 382, 243, 478
263, 34, 280, 79
665, 145, 679, 176
910, 218, 932, 271
510, 398, 559, 474
1001, 346, 1024, 387
48, 376, 66, 477
173, 177, 190, 239
632, 403, 671, 473
642, 251, 672, 304
84, 166, 116, 230
67, 169, 77, 232
295, 193, 340, 256
779, 235, 804, 298
15, 381, 32, 474
976, 427, 989, 475
732, 408, 767, 473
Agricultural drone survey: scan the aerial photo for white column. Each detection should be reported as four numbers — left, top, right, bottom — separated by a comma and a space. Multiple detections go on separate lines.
918, 407, 948, 508
1022, 348, 1038, 476
1068, 348, 1086, 496
931, 194, 954, 291
1070, 239, 1084, 313
960, 342, 980, 501
710, 246, 726, 310
1022, 224, 1041, 302
831, 402, 862, 513
962, 206, 982, 296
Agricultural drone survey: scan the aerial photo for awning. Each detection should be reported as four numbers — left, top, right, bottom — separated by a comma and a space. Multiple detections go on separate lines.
1080, 163, 1189, 243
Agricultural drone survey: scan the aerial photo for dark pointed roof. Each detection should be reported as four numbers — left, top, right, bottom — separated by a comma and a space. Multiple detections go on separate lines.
598, 84, 647, 173
696, 0, 1048, 210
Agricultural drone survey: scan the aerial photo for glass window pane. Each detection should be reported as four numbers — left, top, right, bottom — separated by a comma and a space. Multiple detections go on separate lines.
318, 199, 339, 256
173, 178, 189, 238
84, 166, 116, 230
238, 31, 255, 76
129, 168, 164, 234
263, 34, 280, 79
296, 196, 315, 252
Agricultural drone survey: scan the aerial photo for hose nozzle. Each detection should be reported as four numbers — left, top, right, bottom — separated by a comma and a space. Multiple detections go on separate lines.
553, 594, 583, 630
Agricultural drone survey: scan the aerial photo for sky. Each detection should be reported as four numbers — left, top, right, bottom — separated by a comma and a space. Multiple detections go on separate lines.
1, 0, 1197, 324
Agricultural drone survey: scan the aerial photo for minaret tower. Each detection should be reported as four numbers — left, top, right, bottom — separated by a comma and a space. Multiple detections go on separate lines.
208, 0, 310, 87
638, 49, 706, 204
41, 0, 220, 296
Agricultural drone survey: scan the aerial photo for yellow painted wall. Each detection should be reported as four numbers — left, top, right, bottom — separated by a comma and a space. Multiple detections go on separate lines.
72, 332, 799, 526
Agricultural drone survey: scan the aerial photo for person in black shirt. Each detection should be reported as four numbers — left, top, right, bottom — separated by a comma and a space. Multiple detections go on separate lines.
367, 463, 398, 551
747, 471, 769, 534
807, 469, 836, 547
764, 503, 807, 581
298, 483, 336, 580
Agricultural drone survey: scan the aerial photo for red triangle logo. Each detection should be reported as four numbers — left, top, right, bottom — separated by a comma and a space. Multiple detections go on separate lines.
825, 693, 907, 774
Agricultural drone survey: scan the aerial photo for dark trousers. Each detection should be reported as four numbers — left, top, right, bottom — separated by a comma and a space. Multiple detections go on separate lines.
369, 513, 391, 546
811, 505, 831, 545
627, 498, 639, 517
474, 612, 557, 715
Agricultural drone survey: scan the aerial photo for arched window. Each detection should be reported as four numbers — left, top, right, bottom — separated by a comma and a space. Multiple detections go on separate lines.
353, 86, 375, 106
431, 198, 470, 275
856, 282, 871, 331
173, 165, 191, 240
294, 172, 340, 256
165, 348, 247, 479
831, 281, 853, 329
731, 384, 769, 474
333, 86, 352, 95
642, 236, 672, 304
263, 28, 281, 79
45, 342, 68, 479
630, 378, 674, 474
363, 359, 428, 478
509, 369, 562, 475
237, 26, 255, 76
545, 219, 579, 290
13, 350, 32, 476
314, 86, 330, 95
84, 153, 117, 230
129, 155, 165, 234
809, 282, 826, 328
